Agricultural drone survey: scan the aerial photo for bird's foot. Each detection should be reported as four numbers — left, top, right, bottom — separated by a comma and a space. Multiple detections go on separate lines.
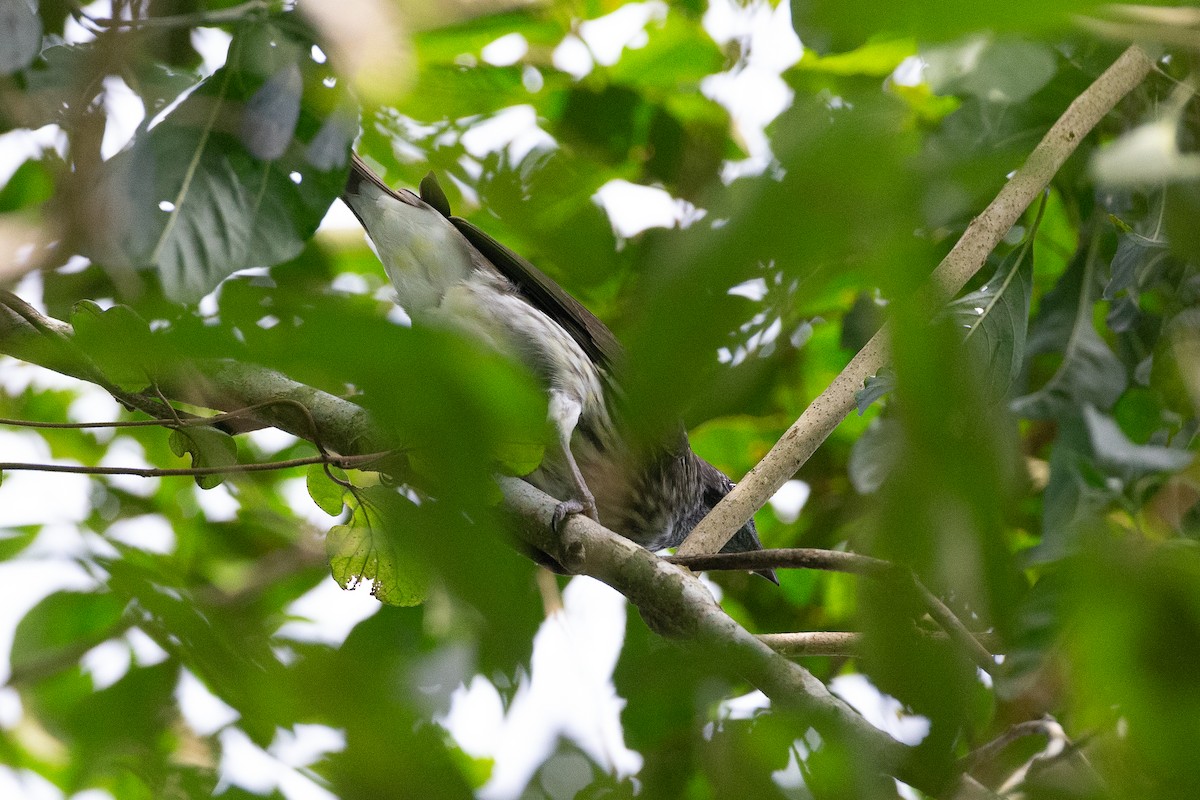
551, 497, 598, 534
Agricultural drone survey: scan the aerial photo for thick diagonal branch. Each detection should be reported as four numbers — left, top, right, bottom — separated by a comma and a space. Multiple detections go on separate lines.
676, 44, 1156, 558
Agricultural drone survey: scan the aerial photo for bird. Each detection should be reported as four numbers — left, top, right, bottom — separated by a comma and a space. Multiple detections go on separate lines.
341, 153, 777, 584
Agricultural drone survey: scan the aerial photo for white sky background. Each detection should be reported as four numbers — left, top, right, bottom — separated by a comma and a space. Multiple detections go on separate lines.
0, 2, 941, 798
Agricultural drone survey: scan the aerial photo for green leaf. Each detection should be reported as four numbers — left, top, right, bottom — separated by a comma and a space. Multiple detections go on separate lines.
493, 440, 544, 477
855, 367, 896, 414
924, 37, 1058, 104
795, 38, 916, 77
169, 427, 238, 489
848, 416, 903, 493
90, 15, 355, 302
794, 0, 1111, 44
1083, 405, 1194, 480
0, 0, 41, 75
1012, 240, 1127, 419
11, 591, 127, 681
306, 463, 347, 515
70, 301, 156, 391
942, 240, 1034, 399
326, 503, 428, 607
0, 158, 54, 211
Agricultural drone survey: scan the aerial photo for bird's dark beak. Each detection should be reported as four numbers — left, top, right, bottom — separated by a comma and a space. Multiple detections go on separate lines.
722, 518, 778, 584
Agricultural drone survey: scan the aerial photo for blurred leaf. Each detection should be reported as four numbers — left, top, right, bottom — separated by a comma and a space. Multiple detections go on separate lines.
841, 292, 887, 352
607, 11, 726, 90
0, 0, 41, 75
794, 0, 1112, 44
0, 158, 54, 211
796, 37, 915, 76
1083, 405, 1193, 480
1066, 539, 1200, 798
848, 415, 902, 494
19, 41, 196, 130
924, 37, 1057, 104
493, 439, 544, 476
11, 591, 126, 681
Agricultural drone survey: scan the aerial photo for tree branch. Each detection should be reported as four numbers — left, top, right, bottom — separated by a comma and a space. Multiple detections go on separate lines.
675, 44, 1156, 558
0, 300, 985, 797
759, 630, 1001, 659
667, 547, 890, 576
671, 548, 998, 671
0, 451, 389, 479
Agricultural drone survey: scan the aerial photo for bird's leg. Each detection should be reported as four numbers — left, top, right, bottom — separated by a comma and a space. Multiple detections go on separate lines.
547, 389, 598, 532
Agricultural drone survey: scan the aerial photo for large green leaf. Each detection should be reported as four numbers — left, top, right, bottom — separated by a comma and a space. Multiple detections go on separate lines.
942, 236, 1034, 399
327, 498, 428, 607
10, 591, 127, 681
91, 15, 355, 302
1012, 238, 1127, 418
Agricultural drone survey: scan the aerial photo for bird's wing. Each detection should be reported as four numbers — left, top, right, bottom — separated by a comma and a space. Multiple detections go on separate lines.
447, 216, 624, 372
347, 157, 623, 371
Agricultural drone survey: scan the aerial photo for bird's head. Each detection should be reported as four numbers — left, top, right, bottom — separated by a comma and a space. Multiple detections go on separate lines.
692, 458, 778, 585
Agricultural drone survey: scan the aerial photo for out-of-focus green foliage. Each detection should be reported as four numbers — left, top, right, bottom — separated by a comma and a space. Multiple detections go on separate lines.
0, 0, 1197, 798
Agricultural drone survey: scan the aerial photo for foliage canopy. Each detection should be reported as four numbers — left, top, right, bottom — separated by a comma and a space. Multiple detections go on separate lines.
0, 1, 1198, 798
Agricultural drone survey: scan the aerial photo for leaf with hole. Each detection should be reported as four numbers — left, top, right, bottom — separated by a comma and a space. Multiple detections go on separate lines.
326, 500, 427, 607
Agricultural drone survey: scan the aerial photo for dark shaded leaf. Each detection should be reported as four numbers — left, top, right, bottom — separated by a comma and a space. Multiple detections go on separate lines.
942, 240, 1034, 399
855, 367, 897, 414
848, 416, 903, 494
1012, 239, 1126, 418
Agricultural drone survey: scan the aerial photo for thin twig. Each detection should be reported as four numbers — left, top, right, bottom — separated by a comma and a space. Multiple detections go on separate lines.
0, 450, 392, 479
760, 630, 1003, 659
670, 548, 999, 669
905, 570, 997, 673
962, 719, 1061, 772
0, 399, 312, 430
667, 547, 891, 576
676, 45, 1157, 559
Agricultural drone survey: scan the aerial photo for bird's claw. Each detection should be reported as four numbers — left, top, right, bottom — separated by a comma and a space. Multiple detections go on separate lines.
551, 497, 598, 534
